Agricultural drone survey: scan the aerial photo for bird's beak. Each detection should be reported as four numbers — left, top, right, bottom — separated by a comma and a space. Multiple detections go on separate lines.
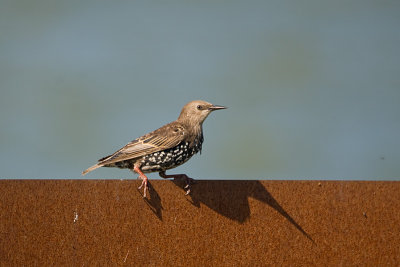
209, 105, 227, 111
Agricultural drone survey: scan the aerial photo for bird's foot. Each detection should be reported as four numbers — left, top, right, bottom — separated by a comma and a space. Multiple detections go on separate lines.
183, 177, 195, 195
134, 166, 149, 198
137, 176, 148, 198
159, 171, 194, 195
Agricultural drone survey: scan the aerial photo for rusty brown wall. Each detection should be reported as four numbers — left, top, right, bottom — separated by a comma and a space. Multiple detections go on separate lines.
1, 180, 399, 266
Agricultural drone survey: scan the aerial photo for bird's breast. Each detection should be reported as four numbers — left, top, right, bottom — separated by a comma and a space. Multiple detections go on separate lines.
140, 140, 202, 172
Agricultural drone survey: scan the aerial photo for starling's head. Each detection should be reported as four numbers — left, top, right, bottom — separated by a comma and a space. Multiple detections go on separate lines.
177, 100, 227, 125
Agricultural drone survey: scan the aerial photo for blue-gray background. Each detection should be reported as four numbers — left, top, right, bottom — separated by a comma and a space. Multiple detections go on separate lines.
1, 1, 399, 180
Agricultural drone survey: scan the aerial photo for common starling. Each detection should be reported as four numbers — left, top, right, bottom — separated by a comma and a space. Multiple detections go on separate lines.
82, 100, 227, 197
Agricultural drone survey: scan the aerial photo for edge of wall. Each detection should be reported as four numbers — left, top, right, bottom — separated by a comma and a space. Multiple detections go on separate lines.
1, 180, 399, 265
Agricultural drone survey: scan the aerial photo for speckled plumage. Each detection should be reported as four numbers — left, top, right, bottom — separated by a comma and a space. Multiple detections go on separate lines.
82, 100, 226, 197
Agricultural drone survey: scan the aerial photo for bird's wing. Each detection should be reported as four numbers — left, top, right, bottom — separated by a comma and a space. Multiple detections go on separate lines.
97, 122, 186, 166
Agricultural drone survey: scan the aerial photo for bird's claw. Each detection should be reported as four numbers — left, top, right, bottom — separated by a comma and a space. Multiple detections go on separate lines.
184, 177, 194, 195
185, 187, 191, 195
158, 171, 194, 196
138, 176, 148, 198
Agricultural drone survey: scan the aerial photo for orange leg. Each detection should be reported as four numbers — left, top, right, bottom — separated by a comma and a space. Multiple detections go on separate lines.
159, 171, 194, 195
134, 166, 149, 198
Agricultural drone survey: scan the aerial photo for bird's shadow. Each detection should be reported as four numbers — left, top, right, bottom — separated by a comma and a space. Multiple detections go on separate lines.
140, 179, 314, 244
172, 179, 315, 244
140, 181, 163, 221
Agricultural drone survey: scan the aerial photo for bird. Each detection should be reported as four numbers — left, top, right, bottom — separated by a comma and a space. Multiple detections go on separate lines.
82, 100, 227, 198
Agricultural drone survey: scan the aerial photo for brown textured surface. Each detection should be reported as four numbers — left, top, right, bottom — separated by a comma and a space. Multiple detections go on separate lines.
0, 180, 399, 266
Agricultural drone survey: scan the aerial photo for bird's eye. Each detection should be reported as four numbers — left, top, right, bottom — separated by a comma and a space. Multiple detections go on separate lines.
197, 105, 203, 110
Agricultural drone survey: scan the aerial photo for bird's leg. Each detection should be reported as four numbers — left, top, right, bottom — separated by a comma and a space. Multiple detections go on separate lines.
159, 171, 194, 195
134, 166, 149, 198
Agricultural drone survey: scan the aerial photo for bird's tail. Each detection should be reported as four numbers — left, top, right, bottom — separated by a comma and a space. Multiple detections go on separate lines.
82, 163, 102, 176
